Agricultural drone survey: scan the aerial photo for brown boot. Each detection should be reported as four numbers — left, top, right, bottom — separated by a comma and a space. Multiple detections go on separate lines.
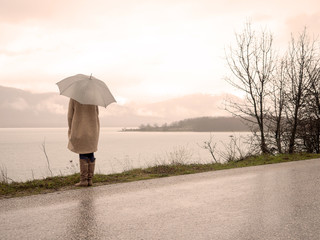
88, 161, 95, 186
75, 158, 89, 187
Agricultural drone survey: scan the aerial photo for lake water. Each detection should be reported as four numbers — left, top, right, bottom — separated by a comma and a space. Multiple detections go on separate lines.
0, 128, 251, 182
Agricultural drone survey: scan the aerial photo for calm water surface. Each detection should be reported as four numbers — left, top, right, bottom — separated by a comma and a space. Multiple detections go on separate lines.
0, 128, 250, 181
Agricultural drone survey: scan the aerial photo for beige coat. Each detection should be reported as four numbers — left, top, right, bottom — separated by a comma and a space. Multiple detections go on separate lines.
67, 99, 100, 154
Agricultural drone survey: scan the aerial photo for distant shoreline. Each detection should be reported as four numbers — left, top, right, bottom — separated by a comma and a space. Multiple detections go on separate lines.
0, 127, 250, 132
121, 116, 251, 132
121, 128, 250, 132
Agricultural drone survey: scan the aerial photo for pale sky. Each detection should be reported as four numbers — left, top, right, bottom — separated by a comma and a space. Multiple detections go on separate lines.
1, 0, 319, 104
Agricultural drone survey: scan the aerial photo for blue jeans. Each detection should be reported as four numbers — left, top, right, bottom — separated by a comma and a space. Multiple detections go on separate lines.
79, 153, 95, 162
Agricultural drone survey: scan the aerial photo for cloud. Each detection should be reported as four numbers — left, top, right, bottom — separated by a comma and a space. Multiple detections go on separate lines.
102, 93, 233, 122
35, 96, 68, 115
285, 12, 320, 38
7, 97, 30, 111
2, 0, 320, 104
0, 0, 167, 26
0, 48, 42, 57
0, 85, 241, 127
0, 0, 61, 23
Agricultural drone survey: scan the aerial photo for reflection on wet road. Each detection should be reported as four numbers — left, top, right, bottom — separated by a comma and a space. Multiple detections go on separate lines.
1, 159, 320, 239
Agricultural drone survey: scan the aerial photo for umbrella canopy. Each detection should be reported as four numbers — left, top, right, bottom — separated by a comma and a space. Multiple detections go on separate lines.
56, 74, 116, 108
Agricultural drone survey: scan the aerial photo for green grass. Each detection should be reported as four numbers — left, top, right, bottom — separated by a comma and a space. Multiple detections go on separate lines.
1, 152, 320, 198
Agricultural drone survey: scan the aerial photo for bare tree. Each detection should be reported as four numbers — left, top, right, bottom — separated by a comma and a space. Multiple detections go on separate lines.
283, 28, 319, 153
225, 22, 276, 154
309, 66, 320, 153
297, 48, 320, 153
265, 59, 286, 153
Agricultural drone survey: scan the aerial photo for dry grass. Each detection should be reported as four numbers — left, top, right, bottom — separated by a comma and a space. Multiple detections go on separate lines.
1, 152, 319, 199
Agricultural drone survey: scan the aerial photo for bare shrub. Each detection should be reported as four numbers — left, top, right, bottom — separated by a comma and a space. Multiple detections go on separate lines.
198, 134, 219, 163
153, 145, 194, 166
166, 145, 193, 165
200, 134, 258, 163
219, 135, 256, 163
0, 164, 13, 184
41, 138, 53, 177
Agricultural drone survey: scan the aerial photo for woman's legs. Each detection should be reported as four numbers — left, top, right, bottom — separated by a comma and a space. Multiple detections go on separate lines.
75, 158, 89, 187
79, 153, 96, 186
79, 153, 95, 162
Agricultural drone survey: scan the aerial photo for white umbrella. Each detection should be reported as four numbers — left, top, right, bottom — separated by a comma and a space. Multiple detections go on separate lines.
56, 74, 116, 108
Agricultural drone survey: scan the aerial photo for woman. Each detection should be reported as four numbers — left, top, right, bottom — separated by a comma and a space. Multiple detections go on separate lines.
68, 98, 100, 187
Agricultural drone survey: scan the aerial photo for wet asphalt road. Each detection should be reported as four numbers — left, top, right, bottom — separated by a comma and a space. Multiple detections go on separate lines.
1, 159, 320, 240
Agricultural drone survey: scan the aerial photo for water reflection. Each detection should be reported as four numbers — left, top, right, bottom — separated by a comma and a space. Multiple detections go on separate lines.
242, 167, 311, 239
68, 189, 101, 240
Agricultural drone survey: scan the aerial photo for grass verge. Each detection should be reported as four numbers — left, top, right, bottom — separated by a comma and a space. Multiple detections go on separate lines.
1, 153, 320, 199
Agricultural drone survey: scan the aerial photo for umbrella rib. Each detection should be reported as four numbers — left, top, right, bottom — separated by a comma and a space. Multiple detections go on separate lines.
58, 80, 84, 95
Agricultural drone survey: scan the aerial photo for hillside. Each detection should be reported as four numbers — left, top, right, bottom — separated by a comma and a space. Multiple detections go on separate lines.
123, 116, 251, 132
0, 85, 241, 128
